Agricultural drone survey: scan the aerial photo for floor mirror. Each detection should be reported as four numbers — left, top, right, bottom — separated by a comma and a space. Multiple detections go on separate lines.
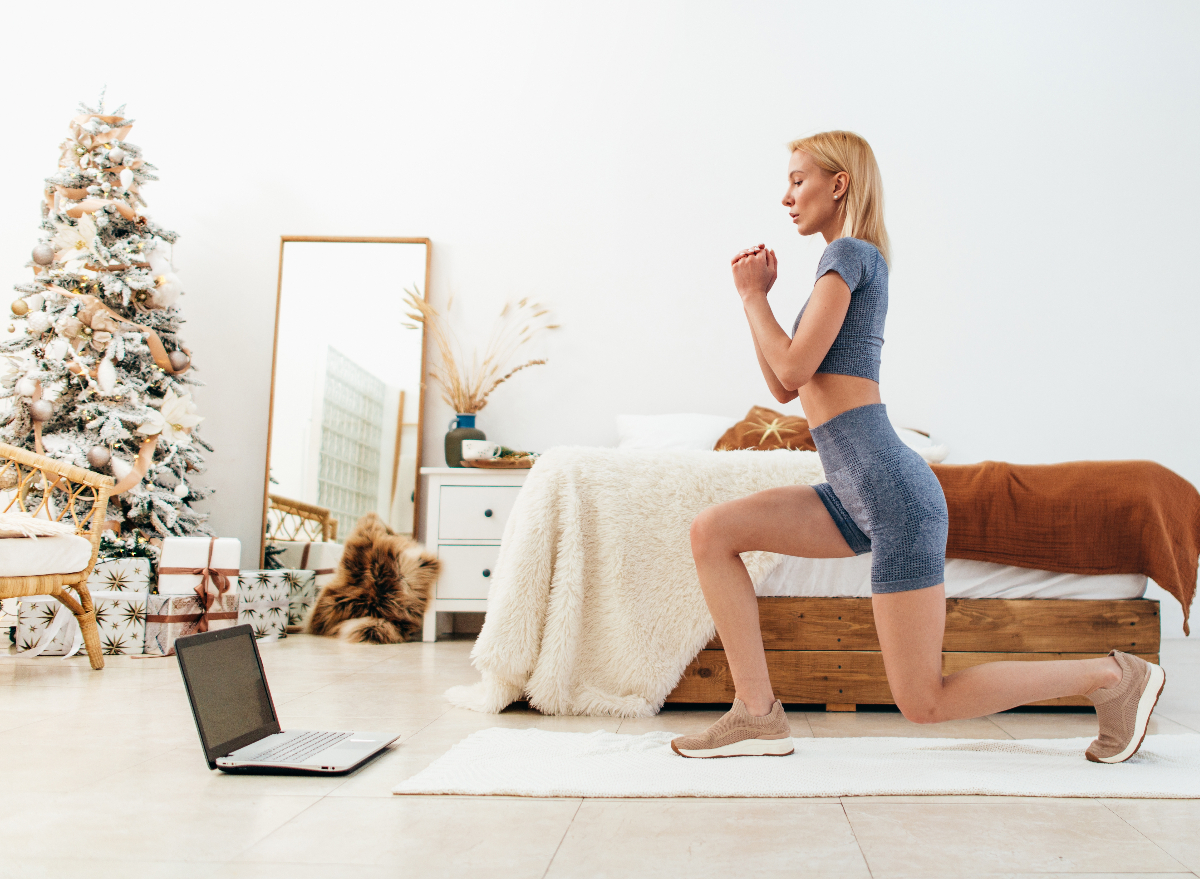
261, 237, 430, 564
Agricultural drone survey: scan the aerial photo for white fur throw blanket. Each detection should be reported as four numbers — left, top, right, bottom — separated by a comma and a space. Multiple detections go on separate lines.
447, 445, 835, 718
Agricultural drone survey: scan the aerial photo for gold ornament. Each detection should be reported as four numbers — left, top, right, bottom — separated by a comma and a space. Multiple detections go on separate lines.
11, 299, 29, 316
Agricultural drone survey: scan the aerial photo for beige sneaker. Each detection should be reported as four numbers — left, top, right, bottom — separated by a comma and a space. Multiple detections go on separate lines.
1085, 649, 1166, 764
670, 698, 794, 758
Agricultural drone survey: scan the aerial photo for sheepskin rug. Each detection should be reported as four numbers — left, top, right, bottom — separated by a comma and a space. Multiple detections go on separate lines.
447, 445, 836, 717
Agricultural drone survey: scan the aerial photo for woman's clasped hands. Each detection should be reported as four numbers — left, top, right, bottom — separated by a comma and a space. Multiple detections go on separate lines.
731, 243, 778, 303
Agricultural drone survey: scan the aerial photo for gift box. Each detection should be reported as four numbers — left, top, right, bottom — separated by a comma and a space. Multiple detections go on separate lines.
16, 591, 148, 657
143, 590, 239, 656
88, 557, 153, 592
269, 540, 342, 591
240, 568, 317, 632
236, 571, 291, 639
157, 536, 241, 596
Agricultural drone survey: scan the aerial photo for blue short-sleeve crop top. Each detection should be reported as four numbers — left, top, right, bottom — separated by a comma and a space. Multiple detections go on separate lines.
790, 237, 887, 382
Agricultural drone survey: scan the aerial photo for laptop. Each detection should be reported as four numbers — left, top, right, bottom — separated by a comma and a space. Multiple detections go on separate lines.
175, 624, 399, 773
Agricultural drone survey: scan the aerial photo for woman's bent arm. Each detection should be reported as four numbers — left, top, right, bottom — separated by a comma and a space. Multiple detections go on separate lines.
748, 322, 797, 404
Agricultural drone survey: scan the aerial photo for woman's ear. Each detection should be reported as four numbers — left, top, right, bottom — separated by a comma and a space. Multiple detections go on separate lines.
833, 171, 849, 201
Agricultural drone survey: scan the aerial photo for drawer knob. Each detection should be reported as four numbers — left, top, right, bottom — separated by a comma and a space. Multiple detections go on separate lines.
482, 569, 491, 578
484, 509, 493, 518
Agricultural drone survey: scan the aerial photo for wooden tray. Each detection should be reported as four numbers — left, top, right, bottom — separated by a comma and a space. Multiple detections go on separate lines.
461, 457, 535, 469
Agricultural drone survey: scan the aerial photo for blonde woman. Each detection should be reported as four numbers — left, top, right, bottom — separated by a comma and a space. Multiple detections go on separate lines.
671, 130, 1165, 762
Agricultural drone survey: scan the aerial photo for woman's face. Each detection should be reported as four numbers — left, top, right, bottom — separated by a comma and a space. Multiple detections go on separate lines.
781, 150, 845, 236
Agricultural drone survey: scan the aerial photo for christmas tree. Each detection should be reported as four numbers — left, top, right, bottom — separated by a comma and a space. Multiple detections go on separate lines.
0, 95, 212, 538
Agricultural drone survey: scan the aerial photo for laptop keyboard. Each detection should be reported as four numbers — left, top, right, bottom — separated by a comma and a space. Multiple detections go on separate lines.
246, 730, 354, 764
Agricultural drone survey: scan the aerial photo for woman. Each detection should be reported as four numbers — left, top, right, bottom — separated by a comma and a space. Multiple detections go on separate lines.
670, 130, 1165, 762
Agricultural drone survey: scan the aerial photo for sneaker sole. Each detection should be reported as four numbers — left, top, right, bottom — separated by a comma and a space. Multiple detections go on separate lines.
671, 737, 794, 758
1087, 663, 1166, 764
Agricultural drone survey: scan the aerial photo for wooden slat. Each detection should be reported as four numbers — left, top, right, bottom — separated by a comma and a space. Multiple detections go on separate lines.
706, 598, 1160, 654
668, 649, 892, 704
666, 649, 1159, 708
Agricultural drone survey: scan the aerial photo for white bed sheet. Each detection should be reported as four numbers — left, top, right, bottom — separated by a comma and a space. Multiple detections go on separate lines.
755, 554, 1147, 600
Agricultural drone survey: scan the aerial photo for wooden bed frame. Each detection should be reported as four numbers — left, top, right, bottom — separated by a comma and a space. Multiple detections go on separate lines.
666, 596, 1161, 710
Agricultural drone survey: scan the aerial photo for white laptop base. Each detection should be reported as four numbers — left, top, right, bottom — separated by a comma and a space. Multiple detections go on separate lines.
218, 729, 399, 772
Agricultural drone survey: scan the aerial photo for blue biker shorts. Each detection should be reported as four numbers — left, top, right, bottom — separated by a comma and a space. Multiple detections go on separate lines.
809, 403, 948, 594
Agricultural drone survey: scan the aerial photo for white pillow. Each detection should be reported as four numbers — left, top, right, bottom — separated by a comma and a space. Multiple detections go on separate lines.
616, 413, 737, 451
893, 425, 950, 464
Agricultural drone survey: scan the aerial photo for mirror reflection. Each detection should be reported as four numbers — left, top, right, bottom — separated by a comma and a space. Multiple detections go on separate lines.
264, 238, 429, 553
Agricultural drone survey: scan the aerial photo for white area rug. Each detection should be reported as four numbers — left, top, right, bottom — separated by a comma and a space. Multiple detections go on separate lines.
393, 728, 1200, 798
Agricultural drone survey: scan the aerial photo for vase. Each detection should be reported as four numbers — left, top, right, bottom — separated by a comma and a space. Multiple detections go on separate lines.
445, 413, 485, 468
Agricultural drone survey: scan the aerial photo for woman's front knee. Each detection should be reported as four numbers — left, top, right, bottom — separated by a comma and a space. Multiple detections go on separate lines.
690, 507, 731, 556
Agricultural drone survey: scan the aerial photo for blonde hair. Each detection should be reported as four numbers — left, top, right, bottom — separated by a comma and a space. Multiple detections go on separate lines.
787, 130, 890, 265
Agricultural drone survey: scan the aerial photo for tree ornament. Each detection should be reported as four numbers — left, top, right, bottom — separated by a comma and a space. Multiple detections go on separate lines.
14, 378, 37, 397
29, 399, 53, 422
11, 299, 29, 316
168, 350, 190, 372
31, 243, 54, 266
107, 146, 125, 165
26, 312, 51, 335
97, 356, 116, 393
87, 446, 112, 469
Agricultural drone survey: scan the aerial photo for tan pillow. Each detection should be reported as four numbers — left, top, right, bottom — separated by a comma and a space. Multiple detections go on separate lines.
714, 406, 817, 452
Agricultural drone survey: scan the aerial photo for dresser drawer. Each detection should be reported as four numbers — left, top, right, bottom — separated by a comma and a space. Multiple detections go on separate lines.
435, 544, 501, 599
438, 485, 522, 540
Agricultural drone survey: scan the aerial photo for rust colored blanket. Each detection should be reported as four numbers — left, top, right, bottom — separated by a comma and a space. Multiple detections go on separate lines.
931, 460, 1200, 634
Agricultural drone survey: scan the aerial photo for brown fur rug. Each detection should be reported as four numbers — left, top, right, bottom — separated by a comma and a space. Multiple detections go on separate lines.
305, 512, 441, 644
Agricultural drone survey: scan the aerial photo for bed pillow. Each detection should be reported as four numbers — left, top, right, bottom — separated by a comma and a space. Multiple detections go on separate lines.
616, 413, 739, 450
714, 406, 817, 451
892, 425, 951, 463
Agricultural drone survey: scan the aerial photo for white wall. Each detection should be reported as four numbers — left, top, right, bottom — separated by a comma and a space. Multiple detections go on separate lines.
1, 2, 1196, 632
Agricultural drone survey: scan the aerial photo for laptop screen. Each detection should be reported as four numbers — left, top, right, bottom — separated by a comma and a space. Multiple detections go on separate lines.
176, 625, 280, 766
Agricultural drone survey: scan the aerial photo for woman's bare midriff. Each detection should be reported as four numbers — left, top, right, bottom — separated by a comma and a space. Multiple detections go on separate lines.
798, 373, 881, 429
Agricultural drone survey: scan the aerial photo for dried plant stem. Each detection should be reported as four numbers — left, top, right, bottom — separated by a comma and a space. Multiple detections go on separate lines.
403, 286, 557, 414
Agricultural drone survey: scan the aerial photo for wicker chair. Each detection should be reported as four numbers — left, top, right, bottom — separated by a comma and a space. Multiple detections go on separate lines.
0, 442, 114, 670
266, 494, 338, 542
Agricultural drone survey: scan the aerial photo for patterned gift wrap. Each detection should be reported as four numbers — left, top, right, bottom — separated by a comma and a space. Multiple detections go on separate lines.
269, 541, 343, 594
242, 567, 318, 631
88, 558, 153, 592
15, 591, 149, 656
236, 571, 292, 639
142, 591, 239, 656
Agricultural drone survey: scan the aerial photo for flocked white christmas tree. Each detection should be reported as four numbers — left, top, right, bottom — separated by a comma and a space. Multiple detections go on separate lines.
0, 94, 212, 537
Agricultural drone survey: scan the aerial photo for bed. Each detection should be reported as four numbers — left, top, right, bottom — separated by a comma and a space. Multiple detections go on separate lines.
448, 435, 1196, 718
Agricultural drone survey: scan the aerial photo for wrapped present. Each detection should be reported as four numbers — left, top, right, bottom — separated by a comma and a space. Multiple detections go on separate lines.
157, 536, 240, 596
15, 591, 148, 657
240, 568, 317, 632
143, 590, 238, 656
269, 540, 343, 591
88, 557, 153, 592
236, 571, 290, 639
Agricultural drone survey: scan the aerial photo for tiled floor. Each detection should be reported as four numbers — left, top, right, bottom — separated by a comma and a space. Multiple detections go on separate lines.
1, 633, 1197, 879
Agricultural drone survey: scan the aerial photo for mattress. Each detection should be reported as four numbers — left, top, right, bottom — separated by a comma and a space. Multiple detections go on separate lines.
755, 554, 1147, 600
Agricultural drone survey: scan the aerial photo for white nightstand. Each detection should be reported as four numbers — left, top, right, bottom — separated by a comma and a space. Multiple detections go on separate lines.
420, 466, 529, 641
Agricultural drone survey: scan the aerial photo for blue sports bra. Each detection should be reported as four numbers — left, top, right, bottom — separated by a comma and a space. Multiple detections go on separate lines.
790, 237, 887, 382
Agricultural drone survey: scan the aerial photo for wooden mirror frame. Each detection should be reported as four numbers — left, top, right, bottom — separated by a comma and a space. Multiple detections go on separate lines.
260, 235, 432, 566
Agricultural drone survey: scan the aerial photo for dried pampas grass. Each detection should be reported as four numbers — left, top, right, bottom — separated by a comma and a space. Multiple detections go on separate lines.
403, 287, 559, 414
